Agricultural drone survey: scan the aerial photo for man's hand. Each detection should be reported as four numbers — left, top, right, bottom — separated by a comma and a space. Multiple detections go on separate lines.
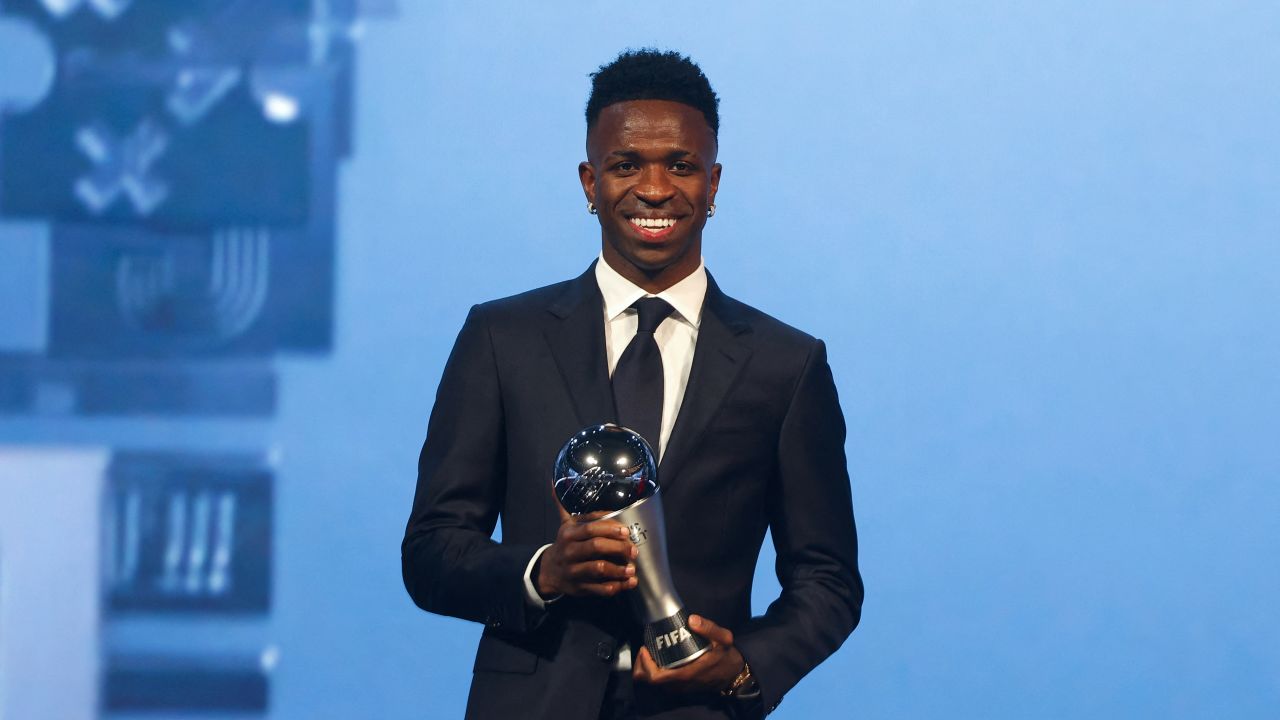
536, 509, 638, 598
633, 615, 745, 694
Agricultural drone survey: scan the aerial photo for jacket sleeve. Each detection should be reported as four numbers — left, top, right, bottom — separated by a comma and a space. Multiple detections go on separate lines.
735, 339, 864, 715
401, 304, 546, 635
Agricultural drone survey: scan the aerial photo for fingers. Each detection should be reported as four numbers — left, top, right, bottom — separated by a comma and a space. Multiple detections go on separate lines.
576, 578, 637, 597
688, 615, 733, 646
545, 517, 640, 597
538, 553, 634, 598
564, 565, 636, 595
558, 519, 637, 565
548, 551, 636, 596
560, 518, 632, 543
563, 535, 636, 565
632, 617, 741, 691
633, 643, 717, 686
632, 646, 658, 683
567, 556, 635, 583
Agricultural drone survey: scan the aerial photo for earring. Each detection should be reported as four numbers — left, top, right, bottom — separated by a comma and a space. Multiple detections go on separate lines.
706, 203, 716, 218
588, 202, 598, 215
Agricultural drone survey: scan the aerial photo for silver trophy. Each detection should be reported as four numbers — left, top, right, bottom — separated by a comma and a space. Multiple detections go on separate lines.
553, 424, 710, 669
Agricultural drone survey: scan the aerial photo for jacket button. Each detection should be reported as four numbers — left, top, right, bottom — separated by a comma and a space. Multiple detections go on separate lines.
594, 641, 613, 662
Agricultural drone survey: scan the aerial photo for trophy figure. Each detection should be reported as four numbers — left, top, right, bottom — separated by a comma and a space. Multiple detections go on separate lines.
553, 424, 711, 669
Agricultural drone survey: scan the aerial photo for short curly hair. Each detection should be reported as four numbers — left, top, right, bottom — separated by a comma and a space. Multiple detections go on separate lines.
585, 49, 720, 138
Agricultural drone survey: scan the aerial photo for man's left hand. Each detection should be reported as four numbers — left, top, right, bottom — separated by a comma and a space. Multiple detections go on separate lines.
632, 615, 745, 694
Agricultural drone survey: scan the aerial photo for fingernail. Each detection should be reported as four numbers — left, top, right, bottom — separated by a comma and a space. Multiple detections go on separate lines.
620, 527, 630, 538
690, 616, 701, 628
626, 564, 635, 576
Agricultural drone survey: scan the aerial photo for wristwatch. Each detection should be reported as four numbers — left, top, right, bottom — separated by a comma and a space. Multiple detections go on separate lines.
722, 660, 760, 698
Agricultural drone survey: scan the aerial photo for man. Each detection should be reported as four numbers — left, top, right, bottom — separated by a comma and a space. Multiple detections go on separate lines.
402, 50, 862, 719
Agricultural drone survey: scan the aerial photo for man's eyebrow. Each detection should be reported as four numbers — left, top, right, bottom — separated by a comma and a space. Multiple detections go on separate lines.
605, 149, 697, 160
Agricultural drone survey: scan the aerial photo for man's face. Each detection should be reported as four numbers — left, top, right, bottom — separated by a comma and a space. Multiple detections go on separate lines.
579, 100, 721, 291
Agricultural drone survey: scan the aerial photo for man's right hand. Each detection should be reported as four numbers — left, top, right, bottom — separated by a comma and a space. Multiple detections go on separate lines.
535, 510, 638, 598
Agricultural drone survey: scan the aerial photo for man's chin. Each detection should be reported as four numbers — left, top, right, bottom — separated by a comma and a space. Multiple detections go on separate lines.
617, 248, 684, 274
603, 232, 700, 277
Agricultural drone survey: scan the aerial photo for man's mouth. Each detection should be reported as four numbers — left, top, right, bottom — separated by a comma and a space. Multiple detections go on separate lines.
628, 217, 679, 239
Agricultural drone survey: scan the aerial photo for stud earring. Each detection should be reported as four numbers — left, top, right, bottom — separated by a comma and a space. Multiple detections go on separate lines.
706, 203, 716, 218
588, 202, 598, 215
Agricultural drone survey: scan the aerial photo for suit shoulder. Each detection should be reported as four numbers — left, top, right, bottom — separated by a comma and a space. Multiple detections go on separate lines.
721, 293, 821, 350
467, 277, 578, 324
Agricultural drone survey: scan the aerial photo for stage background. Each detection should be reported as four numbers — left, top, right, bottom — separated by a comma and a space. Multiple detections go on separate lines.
1, 1, 1277, 718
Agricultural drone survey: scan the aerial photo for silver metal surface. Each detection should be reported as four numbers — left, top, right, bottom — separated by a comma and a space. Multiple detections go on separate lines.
603, 492, 683, 623
659, 643, 711, 669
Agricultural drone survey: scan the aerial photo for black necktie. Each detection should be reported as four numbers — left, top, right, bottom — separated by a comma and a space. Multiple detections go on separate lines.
612, 297, 675, 454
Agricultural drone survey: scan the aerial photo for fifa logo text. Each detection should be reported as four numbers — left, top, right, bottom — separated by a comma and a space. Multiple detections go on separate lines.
654, 626, 692, 650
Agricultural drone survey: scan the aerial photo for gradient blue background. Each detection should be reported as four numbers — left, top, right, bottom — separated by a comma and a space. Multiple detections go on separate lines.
2, 1, 1278, 717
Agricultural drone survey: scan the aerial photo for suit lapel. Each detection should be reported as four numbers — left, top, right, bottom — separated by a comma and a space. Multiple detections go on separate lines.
544, 264, 618, 427
543, 267, 753, 490
659, 274, 752, 490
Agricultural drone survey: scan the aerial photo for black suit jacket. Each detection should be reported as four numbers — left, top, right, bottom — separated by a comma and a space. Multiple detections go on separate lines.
402, 265, 862, 719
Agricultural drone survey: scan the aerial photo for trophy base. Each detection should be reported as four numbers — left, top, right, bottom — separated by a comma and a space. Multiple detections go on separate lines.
644, 608, 712, 669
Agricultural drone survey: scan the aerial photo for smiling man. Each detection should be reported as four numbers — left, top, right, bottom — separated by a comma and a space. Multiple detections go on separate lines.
581, 95, 719, 294
402, 50, 862, 720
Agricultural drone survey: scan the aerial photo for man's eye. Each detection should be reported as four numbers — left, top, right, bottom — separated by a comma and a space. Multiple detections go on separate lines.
616, 162, 638, 173
671, 161, 694, 173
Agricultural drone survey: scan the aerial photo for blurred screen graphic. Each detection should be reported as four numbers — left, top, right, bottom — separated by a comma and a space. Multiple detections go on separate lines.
0, 1, 389, 716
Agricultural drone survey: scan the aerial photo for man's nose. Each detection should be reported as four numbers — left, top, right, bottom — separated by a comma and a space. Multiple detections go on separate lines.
634, 166, 676, 205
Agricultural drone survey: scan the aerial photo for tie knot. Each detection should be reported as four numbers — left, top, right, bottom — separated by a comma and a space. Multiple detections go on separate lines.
632, 297, 675, 334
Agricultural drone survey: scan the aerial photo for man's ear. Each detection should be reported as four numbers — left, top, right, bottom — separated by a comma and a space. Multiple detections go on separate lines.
578, 161, 597, 205
709, 163, 722, 206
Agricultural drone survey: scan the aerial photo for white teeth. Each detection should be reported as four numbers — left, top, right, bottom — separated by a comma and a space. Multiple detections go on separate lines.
630, 218, 676, 229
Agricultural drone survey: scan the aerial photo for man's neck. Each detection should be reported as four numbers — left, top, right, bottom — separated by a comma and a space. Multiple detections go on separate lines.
600, 249, 700, 294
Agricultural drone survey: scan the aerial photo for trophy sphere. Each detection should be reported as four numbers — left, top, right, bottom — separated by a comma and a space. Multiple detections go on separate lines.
553, 424, 658, 515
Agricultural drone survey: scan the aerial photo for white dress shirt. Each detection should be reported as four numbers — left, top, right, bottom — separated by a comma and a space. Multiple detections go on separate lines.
521, 255, 708, 669
596, 254, 706, 460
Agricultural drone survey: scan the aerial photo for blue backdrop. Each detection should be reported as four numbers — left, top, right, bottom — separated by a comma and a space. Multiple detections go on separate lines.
1, 1, 1277, 718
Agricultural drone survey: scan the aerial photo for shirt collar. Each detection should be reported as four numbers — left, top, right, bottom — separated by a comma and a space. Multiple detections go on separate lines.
595, 253, 707, 328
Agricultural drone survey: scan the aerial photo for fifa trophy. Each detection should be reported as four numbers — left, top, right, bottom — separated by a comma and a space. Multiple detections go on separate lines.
553, 424, 711, 668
